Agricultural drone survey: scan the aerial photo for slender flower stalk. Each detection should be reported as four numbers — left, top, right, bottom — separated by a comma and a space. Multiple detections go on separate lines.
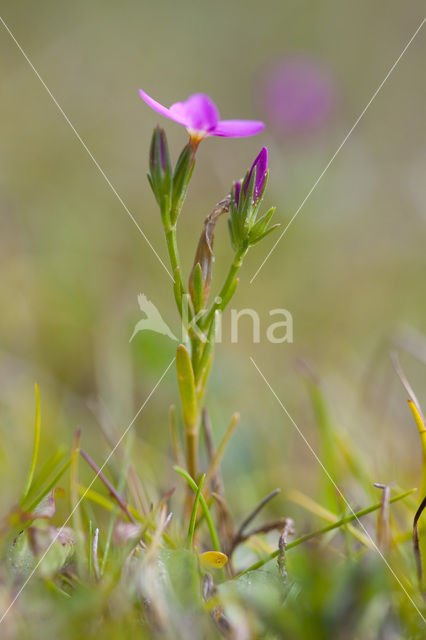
201, 246, 247, 331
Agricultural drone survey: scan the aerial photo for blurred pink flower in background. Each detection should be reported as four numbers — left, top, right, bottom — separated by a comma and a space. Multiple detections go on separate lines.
258, 56, 338, 136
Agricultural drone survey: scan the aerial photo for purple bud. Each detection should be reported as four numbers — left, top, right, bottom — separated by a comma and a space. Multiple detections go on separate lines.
234, 180, 242, 207
150, 127, 171, 176
148, 127, 172, 208
159, 133, 166, 170
246, 146, 268, 203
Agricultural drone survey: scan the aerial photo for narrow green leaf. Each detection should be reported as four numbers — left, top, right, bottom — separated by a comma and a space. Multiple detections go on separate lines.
70, 429, 85, 577
25, 456, 72, 514
196, 311, 218, 383
22, 447, 67, 508
205, 412, 240, 488
21, 383, 41, 502
196, 355, 212, 406
187, 474, 205, 549
248, 207, 275, 242
249, 224, 280, 245
88, 520, 93, 578
306, 379, 339, 512
174, 466, 220, 551
228, 215, 236, 251
78, 485, 115, 512
191, 263, 204, 314
176, 345, 198, 434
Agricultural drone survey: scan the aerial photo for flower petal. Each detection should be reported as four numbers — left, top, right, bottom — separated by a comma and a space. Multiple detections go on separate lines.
213, 119, 265, 138
139, 90, 187, 125
170, 94, 219, 133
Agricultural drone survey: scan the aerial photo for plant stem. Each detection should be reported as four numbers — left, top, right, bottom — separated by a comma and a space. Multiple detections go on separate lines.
21, 383, 41, 502
165, 225, 179, 272
165, 225, 185, 305
202, 246, 247, 330
186, 429, 198, 481
70, 429, 85, 576
80, 449, 135, 522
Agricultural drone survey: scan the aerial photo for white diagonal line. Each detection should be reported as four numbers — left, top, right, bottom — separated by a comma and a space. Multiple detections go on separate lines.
250, 356, 426, 624
250, 17, 426, 284
0, 15, 173, 281
0, 357, 175, 625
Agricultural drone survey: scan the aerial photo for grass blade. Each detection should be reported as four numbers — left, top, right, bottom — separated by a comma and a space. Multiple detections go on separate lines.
174, 466, 220, 551
187, 474, 205, 549
205, 413, 239, 490
237, 488, 416, 576
25, 456, 72, 514
21, 383, 41, 502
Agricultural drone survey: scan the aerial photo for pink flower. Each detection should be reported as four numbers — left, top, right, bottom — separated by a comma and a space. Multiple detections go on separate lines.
139, 90, 264, 145
259, 56, 337, 136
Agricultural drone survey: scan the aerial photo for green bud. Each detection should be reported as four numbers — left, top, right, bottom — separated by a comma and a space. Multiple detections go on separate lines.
171, 143, 195, 225
189, 263, 204, 314
148, 127, 172, 218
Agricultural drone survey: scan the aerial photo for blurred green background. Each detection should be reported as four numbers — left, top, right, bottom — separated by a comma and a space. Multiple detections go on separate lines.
1, 0, 426, 525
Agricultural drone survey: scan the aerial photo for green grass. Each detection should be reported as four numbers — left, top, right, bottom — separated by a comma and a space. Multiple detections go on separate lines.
1, 373, 426, 640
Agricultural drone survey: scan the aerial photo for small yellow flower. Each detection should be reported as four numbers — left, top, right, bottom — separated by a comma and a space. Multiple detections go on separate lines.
199, 551, 228, 569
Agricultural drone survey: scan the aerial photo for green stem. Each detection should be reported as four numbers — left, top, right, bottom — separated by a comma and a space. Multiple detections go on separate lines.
165, 225, 185, 312
21, 383, 41, 502
165, 225, 179, 273
203, 246, 247, 330
186, 430, 198, 481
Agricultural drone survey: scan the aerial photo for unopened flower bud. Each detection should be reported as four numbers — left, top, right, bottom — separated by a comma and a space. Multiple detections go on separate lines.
148, 127, 172, 214
229, 147, 279, 250
239, 146, 268, 207
171, 143, 196, 225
